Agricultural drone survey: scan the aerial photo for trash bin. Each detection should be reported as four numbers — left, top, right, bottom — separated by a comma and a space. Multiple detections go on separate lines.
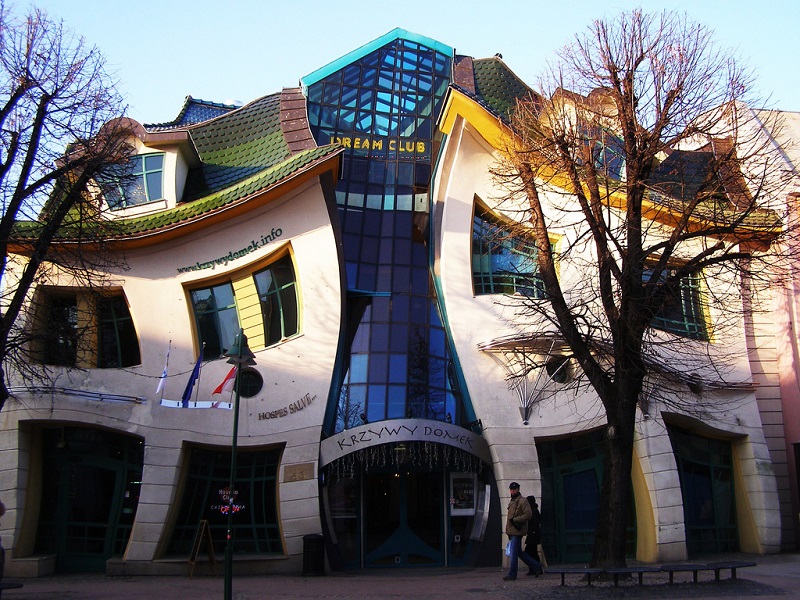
302, 533, 325, 576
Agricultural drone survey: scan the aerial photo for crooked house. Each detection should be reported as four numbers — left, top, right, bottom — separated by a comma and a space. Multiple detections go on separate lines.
0, 29, 786, 576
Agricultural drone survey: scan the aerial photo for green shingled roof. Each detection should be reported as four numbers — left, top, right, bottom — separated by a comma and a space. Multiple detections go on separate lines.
114, 145, 339, 236
12, 92, 341, 241
184, 93, 291, 200
472, 57, 534, 122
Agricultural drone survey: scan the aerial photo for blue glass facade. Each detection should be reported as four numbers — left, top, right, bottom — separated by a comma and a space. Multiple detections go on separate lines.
305, 33, 472, 435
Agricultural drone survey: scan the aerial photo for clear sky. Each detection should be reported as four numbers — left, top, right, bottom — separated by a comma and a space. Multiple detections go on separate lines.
27, 0, 799, 124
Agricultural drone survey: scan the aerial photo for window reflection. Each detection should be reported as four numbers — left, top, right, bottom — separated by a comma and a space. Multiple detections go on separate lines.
308, 37, 467, 434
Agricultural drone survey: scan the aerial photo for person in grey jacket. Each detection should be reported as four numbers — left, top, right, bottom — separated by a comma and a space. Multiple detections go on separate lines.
503, 482, 542, 580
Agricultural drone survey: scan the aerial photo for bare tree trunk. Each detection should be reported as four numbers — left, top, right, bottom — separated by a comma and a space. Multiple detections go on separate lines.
592, 395, 637, 568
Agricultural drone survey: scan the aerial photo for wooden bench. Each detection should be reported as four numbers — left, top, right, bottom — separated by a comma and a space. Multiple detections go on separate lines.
604, 565, 662, 586
547, 567, 604, 586
0, 581, 23, 598
705, 560, 757, 581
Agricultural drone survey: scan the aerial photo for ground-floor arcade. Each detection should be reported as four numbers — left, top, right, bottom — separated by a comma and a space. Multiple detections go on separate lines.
0, 406, 782, 576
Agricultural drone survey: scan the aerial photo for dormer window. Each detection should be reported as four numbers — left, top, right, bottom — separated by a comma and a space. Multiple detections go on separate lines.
99, 152, 165, 209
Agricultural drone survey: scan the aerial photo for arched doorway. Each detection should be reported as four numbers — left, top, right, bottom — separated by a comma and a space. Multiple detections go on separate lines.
537, 429, 637, 563
321, 431, 491, 570
667, 425, 738, 554
34, 426, 143, 572
363, 468, 444, 567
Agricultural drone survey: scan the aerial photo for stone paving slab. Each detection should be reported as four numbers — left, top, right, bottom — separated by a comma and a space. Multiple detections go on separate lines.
1, 553, 798, 600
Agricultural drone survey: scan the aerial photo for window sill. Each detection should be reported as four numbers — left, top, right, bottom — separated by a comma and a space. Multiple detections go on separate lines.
105, 198, 169, 218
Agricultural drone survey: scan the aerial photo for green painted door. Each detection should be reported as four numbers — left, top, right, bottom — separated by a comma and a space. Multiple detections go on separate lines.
58, 459, 123, 572
668, 426, 738, 554
541, 456, 604, 563
538, 429, 637, 564
35, 427, 143, 573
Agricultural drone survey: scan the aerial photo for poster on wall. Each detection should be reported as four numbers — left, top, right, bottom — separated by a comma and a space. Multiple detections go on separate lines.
450, 473, 476, 516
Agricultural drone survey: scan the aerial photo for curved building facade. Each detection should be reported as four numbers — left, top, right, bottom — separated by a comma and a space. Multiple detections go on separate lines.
0, 28, 787, 578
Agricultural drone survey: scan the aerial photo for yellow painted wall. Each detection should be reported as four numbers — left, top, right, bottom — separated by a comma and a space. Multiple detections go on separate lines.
632, 447, 658, 562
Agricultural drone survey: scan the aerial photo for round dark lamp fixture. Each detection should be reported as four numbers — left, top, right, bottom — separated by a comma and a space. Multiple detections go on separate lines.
238, 368, 263, 398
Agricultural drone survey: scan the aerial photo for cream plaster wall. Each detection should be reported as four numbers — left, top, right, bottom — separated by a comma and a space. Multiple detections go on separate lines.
0, 176, 342, 574
433, 114, 782, 561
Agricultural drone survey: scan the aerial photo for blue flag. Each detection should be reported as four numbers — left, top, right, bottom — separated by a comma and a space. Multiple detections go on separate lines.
181, 347, 204, 407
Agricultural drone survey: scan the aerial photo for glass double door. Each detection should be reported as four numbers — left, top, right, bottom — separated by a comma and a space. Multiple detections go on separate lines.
537, 430, 637, 563
363, 470, 444, 567
35, 427, 143, 573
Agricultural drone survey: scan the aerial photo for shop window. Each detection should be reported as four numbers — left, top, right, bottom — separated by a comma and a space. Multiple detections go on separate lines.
99, 152, 164, 209
166, 445, 283, 557
472, 207, 545, 297
644, 267, 707, 340
253, 255, 299, 347
37, 290, 140, 368
189, 282, 239, 357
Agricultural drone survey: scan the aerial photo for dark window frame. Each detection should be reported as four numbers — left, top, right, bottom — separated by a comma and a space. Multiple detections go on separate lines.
38, 289, 141, 368
645, 267, 708, 340
252, 255, 299, 347
97, 295, 141, 368
189, 282, 239, 358
99, 152, 165, 209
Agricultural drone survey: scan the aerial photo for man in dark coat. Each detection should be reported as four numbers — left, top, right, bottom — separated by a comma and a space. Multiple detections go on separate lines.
503, 482, 542, 580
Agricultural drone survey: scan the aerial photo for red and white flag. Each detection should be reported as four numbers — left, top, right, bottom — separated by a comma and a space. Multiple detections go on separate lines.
213, 367, 237, 395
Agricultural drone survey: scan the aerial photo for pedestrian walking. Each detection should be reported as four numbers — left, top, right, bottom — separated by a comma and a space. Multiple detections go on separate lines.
524, 494, 545, 568
503, 482, 542, 580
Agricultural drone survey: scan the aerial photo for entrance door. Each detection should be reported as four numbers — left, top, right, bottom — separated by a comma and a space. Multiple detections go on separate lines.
538, 430, 637, 563
668, 426, 738, 554
363, 470, 444, 567
542, 457, 603, 563
59, 460, 122, 572
35, 427, 143, 573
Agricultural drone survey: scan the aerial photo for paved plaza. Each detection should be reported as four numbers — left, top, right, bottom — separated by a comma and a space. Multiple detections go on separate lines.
2, 553, 798, 599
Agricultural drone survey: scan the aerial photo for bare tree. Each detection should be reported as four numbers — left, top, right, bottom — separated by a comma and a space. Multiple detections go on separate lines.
0, 3, 130, 412
491, 10, 792, 568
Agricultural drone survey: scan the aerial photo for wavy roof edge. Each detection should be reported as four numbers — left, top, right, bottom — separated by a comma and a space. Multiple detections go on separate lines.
145, 96, 241, 131
470, 56, 538, 122
11, 145, 342, 242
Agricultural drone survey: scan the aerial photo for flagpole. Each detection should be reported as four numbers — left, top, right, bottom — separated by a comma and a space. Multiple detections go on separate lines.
193, 342, 206, 406
158, 340, 171, 402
